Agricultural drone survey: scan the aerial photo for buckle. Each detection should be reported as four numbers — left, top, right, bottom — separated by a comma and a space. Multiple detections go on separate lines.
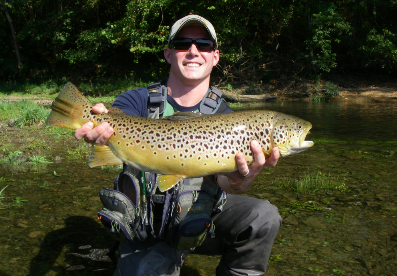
152, 194, 165, 204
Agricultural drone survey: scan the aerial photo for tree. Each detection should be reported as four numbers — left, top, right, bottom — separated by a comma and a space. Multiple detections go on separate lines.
1, 0, 22, 71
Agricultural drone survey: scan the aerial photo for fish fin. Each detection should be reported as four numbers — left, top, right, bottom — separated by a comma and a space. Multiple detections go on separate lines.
88, 145, 123, 167
276, 145, 290, 157
46, 82, 92, 129
262, 149, 272, 157
162, 112, 203, 121
157, 175, 184, 192
108, 107, 125, 115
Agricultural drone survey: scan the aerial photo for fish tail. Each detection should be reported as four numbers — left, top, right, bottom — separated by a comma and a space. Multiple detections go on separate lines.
46, 82, 93, 129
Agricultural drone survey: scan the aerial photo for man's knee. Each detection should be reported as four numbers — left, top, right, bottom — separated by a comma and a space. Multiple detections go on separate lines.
246, 200, 282, 238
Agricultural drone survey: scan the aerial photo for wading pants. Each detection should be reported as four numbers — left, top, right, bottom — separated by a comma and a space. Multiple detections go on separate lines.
113, 195, 282, 276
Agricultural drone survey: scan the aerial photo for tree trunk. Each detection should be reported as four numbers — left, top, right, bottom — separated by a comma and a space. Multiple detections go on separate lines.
1, 0, 22, 71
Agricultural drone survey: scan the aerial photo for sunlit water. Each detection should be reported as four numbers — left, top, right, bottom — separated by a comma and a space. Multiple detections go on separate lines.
0, 98, 396, 275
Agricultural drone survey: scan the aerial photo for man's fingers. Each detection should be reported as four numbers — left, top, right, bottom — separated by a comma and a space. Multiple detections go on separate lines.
94, 124, 114, 145
92, 103, 108, 114
84, 122, 113, 145
235, 152, 249, 177
74, 122, 114, 145
264, 147, 280, 167
251, 140, 266, 167
75, 122, 94, 140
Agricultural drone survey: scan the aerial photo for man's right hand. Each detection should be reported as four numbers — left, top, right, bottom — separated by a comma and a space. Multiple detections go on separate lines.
74, 103, 114, 145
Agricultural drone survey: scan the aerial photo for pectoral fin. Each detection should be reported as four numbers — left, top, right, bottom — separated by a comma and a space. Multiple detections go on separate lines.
158, 174, 184, 192
88, 145, 123, 167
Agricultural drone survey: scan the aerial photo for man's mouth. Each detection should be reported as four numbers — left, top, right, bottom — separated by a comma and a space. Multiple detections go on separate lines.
185, 63, 201, 67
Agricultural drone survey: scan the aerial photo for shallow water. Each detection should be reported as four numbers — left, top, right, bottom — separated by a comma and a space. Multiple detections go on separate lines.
0, 98, 396, 275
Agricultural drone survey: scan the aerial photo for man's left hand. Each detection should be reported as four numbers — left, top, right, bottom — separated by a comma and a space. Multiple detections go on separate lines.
217, 140, 280, 194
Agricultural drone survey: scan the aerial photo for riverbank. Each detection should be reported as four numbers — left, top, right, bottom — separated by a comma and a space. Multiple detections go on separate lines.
1, 74, 396, 104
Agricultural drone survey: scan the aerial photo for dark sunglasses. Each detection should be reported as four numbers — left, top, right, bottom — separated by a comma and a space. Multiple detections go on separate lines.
171, 38, 215, 52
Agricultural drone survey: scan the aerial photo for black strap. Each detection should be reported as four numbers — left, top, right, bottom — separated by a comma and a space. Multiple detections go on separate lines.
147, 80, 167, 116
199, 86, 229, 114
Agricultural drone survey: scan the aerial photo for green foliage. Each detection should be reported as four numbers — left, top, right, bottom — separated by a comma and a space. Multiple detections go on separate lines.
1, 0, 397, 81
273, 171, 348, 194
305, 4, 352, 72
14, 104, 51, 128
360, 28, 397, 69
312, 81, 341, 101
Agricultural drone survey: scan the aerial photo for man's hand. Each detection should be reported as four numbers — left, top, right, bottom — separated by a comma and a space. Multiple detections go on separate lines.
217, 140, 280, 194
74, 103, 114, 145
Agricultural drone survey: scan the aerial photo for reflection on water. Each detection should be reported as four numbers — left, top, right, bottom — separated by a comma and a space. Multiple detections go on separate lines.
0, 99, 396, 275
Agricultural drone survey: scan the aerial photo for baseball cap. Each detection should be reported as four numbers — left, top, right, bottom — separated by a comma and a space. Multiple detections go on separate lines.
168, 14, 218, 49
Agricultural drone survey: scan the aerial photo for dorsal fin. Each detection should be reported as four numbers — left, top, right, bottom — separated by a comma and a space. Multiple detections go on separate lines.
108, 107, 125, 115
162, 112, 203, 121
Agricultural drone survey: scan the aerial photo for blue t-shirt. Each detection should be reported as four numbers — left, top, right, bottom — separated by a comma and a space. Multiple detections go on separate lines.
112, 87, 232, 116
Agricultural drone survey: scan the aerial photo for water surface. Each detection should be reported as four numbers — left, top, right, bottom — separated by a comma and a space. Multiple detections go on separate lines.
0, 98, 396, 275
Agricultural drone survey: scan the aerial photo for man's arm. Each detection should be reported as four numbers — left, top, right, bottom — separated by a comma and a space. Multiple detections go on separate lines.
217, 141, 280, 194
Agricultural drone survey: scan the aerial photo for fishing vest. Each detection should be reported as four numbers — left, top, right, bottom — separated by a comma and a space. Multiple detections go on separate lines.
97, 80, 228, 250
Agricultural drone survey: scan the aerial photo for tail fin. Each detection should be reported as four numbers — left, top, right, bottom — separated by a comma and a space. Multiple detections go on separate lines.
46, 82, 93, 129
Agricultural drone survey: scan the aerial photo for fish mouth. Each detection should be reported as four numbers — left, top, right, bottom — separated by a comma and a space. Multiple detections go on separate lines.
293, 125, 314, 153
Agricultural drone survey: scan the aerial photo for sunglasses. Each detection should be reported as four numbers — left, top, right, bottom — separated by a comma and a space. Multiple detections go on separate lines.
171, 38, 215, 52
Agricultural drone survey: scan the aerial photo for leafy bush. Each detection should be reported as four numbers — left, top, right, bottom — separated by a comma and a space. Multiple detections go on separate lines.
360, 28, 397, 69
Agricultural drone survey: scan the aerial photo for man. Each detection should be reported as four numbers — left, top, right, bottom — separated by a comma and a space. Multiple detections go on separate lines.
75, 15, 282, 276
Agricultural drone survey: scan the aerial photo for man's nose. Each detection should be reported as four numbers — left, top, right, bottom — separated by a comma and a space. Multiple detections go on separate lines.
187, 43, 200, 55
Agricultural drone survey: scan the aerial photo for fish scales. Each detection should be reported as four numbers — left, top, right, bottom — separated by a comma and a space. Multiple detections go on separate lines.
46, 82, 314, 191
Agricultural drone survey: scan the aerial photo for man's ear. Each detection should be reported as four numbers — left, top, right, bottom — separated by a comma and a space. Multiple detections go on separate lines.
164, 48, 172, 64
213, 49, 220, 66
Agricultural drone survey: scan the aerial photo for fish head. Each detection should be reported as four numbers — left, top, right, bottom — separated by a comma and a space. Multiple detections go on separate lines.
272, 113, 314, 157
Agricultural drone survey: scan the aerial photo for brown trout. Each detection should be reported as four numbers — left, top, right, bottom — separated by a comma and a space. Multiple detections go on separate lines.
46, 82, 313, 191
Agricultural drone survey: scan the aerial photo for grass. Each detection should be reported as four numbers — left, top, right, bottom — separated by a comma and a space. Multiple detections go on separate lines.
0, 150, 25, 166
67, 146, 90, 159
0, 151, 51, 172
14, 104, 51, 128
273, 171, 348, 194
0, 185, 9, 205
0, 100, 51, 126
0, 77, 151, 98
30, 155, 52, 164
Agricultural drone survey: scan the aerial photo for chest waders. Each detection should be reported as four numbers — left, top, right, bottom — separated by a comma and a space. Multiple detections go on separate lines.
97, 80, 229, 253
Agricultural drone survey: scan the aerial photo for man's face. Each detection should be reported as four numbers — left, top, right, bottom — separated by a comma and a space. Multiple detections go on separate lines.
164, 26, 220, 86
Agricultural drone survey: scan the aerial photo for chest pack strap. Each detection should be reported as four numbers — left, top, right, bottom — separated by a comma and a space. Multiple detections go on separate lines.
199, 86, 229, 114
147, 80, 229, 116
147, 80, 168, 117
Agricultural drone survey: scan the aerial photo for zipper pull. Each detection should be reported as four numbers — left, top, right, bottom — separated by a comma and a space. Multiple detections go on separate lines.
110, 220, 121, 238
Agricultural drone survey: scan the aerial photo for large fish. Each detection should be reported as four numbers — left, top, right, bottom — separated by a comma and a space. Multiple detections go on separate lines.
46, 82, 314, 191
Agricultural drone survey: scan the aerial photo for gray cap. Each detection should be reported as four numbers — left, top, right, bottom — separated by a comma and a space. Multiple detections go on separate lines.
168, 14, 217, 48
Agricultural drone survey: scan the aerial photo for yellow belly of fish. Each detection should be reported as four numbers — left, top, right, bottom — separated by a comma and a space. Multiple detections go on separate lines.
113, 141, 240, 177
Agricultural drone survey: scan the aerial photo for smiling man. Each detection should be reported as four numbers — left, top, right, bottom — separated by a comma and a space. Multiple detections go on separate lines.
75, 15, 282, 276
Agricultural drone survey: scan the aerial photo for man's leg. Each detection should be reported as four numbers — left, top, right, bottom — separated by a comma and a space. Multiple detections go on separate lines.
194, 195, 282, 276
114, 240, 190, 276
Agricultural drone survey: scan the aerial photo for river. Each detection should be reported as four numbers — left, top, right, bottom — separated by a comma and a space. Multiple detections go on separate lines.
0, 98, 396, 275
